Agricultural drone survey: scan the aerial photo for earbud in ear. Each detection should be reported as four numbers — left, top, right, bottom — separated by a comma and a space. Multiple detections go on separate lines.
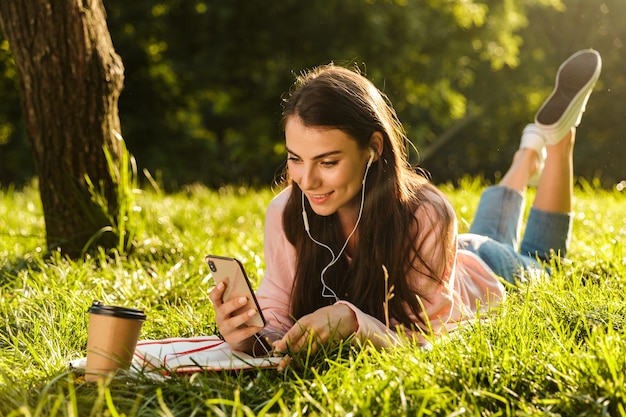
362, 148, 375, 186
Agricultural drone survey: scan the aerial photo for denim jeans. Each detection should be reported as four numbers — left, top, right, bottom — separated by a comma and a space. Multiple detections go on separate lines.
458, 186, 573, 284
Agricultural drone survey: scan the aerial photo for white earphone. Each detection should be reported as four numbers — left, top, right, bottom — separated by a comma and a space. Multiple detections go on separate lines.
301, 147, 376, 301
366, 147, 375, 173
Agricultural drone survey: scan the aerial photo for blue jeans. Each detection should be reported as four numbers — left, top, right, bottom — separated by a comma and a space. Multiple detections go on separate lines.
458, 186, 572, 284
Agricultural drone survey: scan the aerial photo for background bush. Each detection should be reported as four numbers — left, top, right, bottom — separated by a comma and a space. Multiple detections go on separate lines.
1, 0, 625, 189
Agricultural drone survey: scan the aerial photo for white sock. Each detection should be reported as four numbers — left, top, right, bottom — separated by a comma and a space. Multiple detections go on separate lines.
520, 123, 547, 186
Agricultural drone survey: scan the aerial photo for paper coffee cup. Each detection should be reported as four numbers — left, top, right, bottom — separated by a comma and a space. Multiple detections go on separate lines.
85, 300, 146, 382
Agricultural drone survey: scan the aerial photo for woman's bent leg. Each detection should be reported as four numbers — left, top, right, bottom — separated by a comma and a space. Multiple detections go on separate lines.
520, 207, 572, 260
521, 129, 576, 260
468, 186, 525, 250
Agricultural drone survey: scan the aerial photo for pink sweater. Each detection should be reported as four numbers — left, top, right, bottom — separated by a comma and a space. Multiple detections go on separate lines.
256, 186, 505, 347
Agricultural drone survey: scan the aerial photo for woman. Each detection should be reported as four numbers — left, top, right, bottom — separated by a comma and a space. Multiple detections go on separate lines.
210, 49, 602, 366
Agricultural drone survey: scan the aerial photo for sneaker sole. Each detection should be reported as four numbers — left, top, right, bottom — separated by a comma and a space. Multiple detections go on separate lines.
535, 51, 600, 125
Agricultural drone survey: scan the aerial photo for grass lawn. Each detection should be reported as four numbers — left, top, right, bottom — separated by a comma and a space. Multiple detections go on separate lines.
0, 178, 625, 416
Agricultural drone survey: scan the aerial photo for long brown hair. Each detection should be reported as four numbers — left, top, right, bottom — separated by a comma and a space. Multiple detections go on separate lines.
280, 65, 454, 328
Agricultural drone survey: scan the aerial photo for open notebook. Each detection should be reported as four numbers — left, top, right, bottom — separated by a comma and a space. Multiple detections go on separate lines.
134, 336, 281, 374
70, 336, 281, 378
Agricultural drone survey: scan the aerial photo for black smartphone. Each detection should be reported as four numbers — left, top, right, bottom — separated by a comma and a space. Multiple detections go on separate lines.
205, 255, 266, 328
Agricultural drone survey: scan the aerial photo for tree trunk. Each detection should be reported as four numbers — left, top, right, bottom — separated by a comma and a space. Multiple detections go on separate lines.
0, 0, 124, 257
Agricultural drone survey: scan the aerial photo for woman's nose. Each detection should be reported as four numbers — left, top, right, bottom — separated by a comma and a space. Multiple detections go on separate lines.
299, 164, 319, 190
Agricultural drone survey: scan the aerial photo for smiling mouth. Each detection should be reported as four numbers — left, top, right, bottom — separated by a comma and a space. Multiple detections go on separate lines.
307, 192, 333, 203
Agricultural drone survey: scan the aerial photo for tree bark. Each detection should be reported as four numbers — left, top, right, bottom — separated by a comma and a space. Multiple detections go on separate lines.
0, 0, 124, 257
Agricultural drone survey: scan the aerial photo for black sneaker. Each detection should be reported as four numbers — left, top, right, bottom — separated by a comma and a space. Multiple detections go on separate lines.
534, 49, 602, 145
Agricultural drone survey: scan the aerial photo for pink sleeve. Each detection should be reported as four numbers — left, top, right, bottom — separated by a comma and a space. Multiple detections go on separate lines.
255, 189, 296, 338
334, 300, 427, 348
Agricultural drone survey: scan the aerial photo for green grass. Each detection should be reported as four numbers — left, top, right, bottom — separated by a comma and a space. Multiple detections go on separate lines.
1, 178, 625, 416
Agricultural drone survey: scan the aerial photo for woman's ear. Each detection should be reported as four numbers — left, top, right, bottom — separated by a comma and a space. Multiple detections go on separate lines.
368, 131, 384, 161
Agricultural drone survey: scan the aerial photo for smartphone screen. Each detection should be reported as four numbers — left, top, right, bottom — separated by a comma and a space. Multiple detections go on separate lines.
206, 255, 266, 328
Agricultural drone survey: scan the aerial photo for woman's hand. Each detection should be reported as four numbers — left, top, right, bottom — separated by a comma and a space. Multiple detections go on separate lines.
272, 304, 358, 370
209, 278, 263, 353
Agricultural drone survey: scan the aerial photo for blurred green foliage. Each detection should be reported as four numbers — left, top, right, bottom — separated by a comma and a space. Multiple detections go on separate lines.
0, 0, 624, 189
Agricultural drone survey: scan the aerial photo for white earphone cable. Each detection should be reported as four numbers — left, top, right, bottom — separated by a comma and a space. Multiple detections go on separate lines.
301, 150, 374, 302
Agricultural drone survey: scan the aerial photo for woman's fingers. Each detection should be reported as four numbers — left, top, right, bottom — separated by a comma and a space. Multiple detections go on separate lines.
218, 297, 261, 332
208, 279, 228, 307
210, 279, 259, 325
276, 354, 291, 372
209, 278, 262, 349
272, 305, 358, 370
275, 326, 317, 354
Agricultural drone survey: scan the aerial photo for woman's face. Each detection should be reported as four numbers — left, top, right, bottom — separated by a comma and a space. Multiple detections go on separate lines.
285, 116, 371, 220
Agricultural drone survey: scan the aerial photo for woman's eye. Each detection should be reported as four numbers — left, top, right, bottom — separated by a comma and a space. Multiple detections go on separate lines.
287, 156, 301, 163
321, 160, 338, 167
